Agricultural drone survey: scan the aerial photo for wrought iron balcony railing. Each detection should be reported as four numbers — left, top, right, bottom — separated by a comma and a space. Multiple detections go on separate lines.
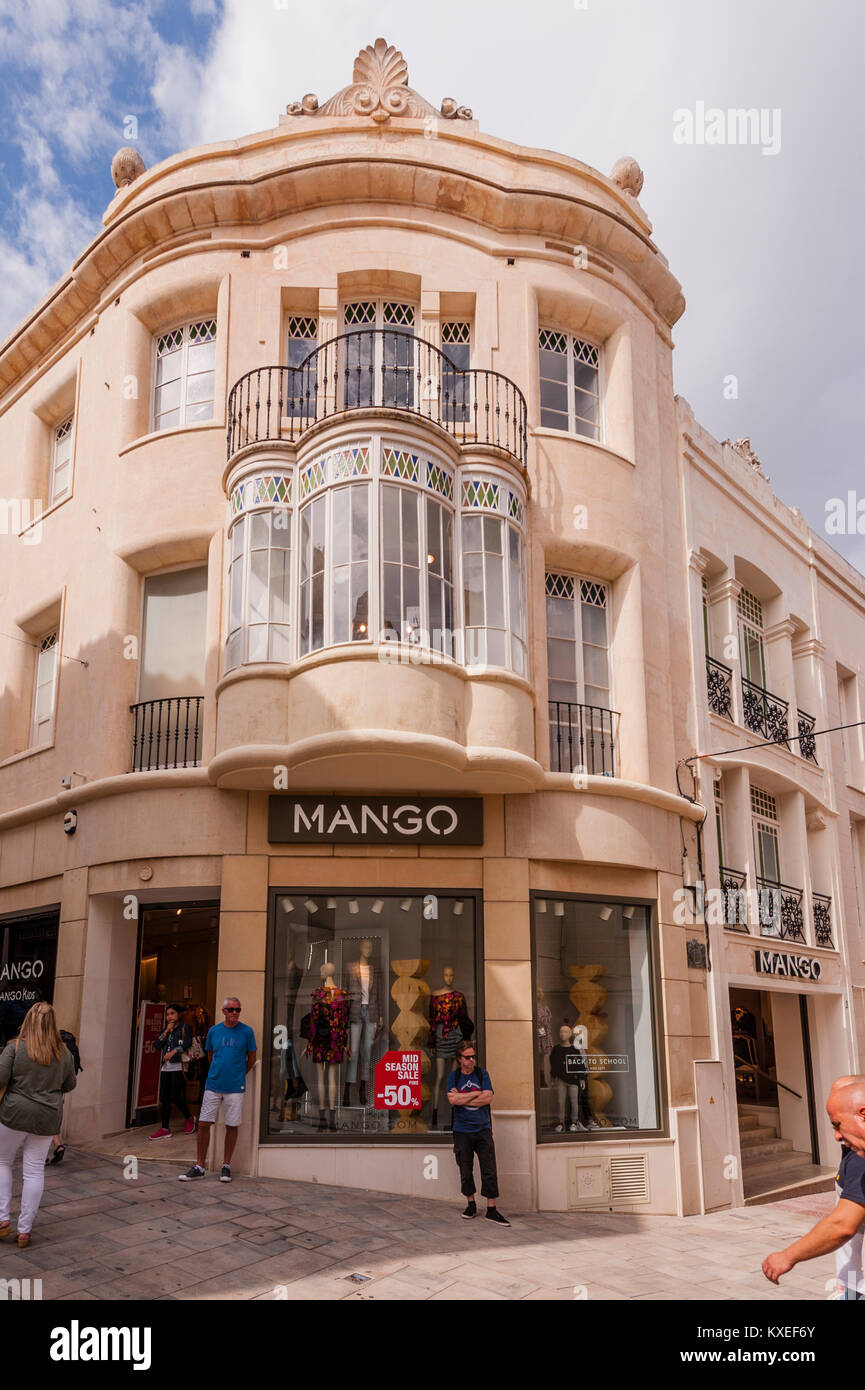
797, 708, 819, 765
549, 701, 619, 778
741, 676, 789, 747
756, 875, 805, 942
227, 329, 528, 467
706, 656, 734, 720
130, 697, 203, 772
812, 892, 833, 948
720, 866, 749, 930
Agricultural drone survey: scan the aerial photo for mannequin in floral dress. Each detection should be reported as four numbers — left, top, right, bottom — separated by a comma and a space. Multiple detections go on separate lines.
306, 962, 350, 1132
429, 965, 470, 1128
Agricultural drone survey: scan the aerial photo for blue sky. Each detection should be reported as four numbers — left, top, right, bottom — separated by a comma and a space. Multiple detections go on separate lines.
0, 0, 863, 573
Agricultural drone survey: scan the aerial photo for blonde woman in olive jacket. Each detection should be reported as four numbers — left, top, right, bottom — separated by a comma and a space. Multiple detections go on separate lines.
0, 1003, 76, 1248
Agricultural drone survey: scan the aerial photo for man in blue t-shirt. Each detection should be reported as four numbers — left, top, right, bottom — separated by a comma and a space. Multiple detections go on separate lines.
180, 997, 257, 1185
447, 1040, 511, 1226
763, 1077, 865, 1290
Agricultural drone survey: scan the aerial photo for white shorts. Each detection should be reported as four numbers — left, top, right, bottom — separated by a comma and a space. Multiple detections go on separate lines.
199, 1089, 244, 1126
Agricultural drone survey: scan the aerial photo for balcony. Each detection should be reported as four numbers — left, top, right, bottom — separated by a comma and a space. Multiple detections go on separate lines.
549, 701, 619, 777
812, 892, 833, 948
741, 676, 789, 747
226, 329, 528, 468
756, 876, 805, 942
706, 656, 734, 721
719, 866, 749, 930
130, 697, 203, 772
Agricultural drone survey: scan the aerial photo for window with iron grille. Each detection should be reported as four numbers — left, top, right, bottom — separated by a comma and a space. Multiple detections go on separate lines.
341, 301, 417, 409
50, 416, 74, 507
31, 631, 59, 748
153, 319, 216, 431
545, 573, 611, 709
286, 315, 318, 418
538, 329, 601, 439
441, 320, 471, 423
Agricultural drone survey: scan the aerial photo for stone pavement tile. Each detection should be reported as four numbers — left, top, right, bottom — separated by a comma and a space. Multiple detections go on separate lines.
252, 1277, 350, 1301
344, 1275, 434, 1300
230, 1211, 278, 1230
24, 1213, 124, 1241
173, 1203, 258, 1229
383, 1265, 460, 1295
232, 1247, 338, 1286
93, 1242, 183, 1277
39, 1195, 131, 1220
521, 1287, 576, 1300
7, 1233, 128, 1273
443, 1260, 540, 1299
179, 1265, 300, 1301
37, 1261, 120, 1299
429, 1281, 505, 1300
287, 1230, 335, 1249
235, 1234, 305, 1257
174, 1243, 276, 1280
172, 1221, 249, 1251
304, 1236, 385, 1262
56, 1291, 101, 1300
87, 1264, 197, 1300
100, 1215, 191, 1246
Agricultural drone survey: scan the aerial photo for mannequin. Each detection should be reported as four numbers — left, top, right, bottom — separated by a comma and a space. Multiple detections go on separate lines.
305, 962, 350, 1131
429, 966, 470, 1128
536, 987, 552, 1087
549, 1024, 590, 1132
343, 937, 382, 1108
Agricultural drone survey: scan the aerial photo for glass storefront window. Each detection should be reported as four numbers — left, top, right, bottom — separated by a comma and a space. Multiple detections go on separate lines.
0, 912, 59, 1046
532, 896, 660, 1137
266, 892, 478, 1139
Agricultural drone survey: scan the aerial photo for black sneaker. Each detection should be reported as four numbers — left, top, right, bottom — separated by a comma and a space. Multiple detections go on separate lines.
179, 1164, 206, 1182
220, 1164, 232, 1183
485, 1208, 511, 1226
461, 1200, 477, 1219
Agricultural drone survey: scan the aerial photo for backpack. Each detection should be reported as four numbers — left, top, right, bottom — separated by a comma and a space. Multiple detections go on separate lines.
60, 1030, 82, 1075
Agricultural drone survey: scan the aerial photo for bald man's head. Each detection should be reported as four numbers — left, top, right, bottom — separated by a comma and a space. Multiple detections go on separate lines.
830, 1074, 865, 1091
827, 1081, 865, 1156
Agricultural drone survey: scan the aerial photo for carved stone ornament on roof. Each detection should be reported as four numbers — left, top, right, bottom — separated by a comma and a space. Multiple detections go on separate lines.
286, 38, 473, 124
728, 436, 770, 482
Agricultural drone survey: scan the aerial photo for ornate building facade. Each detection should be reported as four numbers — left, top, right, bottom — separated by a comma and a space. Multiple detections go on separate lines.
0, 39, 862, 1212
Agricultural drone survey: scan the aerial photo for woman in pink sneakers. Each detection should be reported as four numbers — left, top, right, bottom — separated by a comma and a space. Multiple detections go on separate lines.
150, 1005, 195, 1140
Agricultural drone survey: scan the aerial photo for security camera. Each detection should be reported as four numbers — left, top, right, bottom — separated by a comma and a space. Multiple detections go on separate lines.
63, 810, 77, 835
60, 775, 71, 789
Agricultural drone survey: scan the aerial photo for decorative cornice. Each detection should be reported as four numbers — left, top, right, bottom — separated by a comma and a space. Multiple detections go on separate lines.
688, 549, 711, 576
707, 576, 742, 605
792, 637, 826, 661
287, 38, 473, 125
725, 436, 770, 483
763, 617, 798, 644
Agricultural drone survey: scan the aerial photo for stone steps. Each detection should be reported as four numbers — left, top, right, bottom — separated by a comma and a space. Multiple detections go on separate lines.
740, 1137, 796, 1161
739, 1126, 783, 1147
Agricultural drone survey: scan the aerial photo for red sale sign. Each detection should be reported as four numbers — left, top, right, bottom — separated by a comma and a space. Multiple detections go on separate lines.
373, 1051, 422, 1110
134, 1001, 166, 1110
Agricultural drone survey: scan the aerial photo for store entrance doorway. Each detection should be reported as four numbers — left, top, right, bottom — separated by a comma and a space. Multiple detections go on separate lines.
127, 901, 219, 1129
729, 986, 823, 1200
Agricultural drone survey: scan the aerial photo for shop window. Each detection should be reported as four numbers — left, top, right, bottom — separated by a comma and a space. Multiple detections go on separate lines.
0, 912, 60, 1042
152, 319, 216, 431
49, 416, 74, 507
532, 895, 660, 1137
538, 329, 600, 439
266, 892, 479, 1140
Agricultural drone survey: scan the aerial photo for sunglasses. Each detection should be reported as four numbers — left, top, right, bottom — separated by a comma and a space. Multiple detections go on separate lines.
461, 1053, 476, 1060
224, 1007, 241, 1014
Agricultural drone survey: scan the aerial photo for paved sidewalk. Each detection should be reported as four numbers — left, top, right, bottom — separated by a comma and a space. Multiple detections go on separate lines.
0, 1148, 840, 1301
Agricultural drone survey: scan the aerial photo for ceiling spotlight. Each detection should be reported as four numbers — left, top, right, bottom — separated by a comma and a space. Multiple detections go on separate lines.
326, 898, 337, 910
280, 898, 295, 913
427, 553, 436, 565
400, 898, 412, 912
176, 908, 182, 917
623, 905, 635, 920
348, 899, 359, 914
537, 900, 547, 914
371, 899, 384, 914
599, 905, 613, 922
553, 901, 565, 917
453, 900, 464, 917
304, 898, 319, 914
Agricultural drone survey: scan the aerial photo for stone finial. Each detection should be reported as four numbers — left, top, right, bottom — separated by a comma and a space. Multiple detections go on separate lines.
727, 437, 770, 483
111, 147, 147, 189
610, 156, 644, 198
286, 37, 473, 124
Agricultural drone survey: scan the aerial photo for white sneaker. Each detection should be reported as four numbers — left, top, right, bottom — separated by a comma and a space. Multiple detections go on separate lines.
586, 1120, 601, 1130
554, 1122, 565, 1133
569, 1122, 588, 1132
